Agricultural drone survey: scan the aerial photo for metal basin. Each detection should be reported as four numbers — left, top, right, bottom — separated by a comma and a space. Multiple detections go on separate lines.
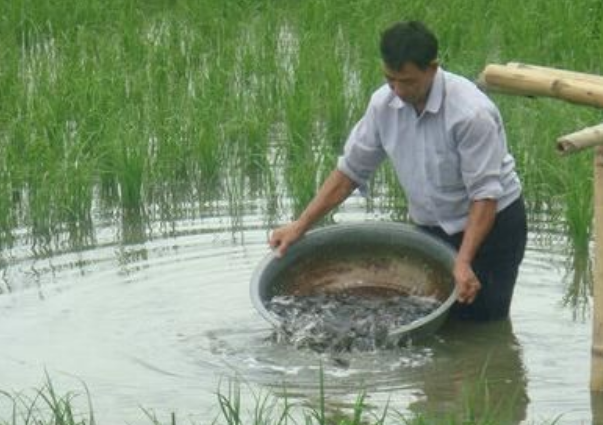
250, 222, 458, 340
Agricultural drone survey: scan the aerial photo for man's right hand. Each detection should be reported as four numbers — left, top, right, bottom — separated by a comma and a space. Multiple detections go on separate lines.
267, 170, 357, 258
268, 221, 306, 258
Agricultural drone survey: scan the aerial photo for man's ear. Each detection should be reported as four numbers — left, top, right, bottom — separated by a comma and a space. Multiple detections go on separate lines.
425, 60, 439, 77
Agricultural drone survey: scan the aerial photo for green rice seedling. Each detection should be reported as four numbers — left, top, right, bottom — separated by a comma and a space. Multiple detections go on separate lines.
307, 366, 326, 425
370, 163, 409, 222
141, 408, 176, 425
215, 379, 243, 425
114, 132, 147, 217
97, 102, 149, 219
559, 156, 594, 318
0, 146, 16, 249
190, 121, 223, 206
283, 152, 320, 219
221, 14, 275, 191
282, 82, 315, 165
57, 159, 95, 250
282, 111, 321, 216
317, 36, 353, 156
0, 374, 96, 425
26, 176, 59, 252
219, 106, 260, 232
249, 385, 292, 425
304, 390, 387, 425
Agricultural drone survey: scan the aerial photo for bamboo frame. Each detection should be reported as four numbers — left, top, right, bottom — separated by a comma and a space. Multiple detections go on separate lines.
475, 72, 530, 96
506, 62, 603, 86
592, 146, 603, 391
481, 64, 603, 108
557, 124, 603, 155
477, 62, 603, 391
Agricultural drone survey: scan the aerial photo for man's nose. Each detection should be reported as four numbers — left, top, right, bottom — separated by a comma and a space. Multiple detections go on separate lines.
390, 81, 406, 98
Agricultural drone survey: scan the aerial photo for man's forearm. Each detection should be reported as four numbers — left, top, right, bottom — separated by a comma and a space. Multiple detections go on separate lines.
296, 170, 358, 232
457, 199, 498, 264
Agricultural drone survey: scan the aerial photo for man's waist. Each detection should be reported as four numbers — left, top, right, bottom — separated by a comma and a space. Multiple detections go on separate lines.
413, 189, 523, 234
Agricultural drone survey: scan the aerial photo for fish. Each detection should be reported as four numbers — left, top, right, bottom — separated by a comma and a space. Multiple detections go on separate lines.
267, 292, 441, 353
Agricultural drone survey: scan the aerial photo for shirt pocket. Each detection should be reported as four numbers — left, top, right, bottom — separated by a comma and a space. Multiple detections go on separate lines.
433, 145, 464, 190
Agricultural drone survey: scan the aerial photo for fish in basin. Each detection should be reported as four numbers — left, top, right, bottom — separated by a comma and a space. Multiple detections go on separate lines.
267, 292, 441, 352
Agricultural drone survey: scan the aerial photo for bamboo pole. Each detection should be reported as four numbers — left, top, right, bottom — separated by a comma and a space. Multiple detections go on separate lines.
592, 145, 603, 391
475, 72, 531, 96
557, 124, 603, 155
506, 62, 603, 86
481, 64, 603, 108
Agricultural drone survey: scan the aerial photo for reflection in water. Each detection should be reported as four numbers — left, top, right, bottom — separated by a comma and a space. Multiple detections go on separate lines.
121, 213, 150, 246
592, 391, 603, 425
408, 319, 528, 424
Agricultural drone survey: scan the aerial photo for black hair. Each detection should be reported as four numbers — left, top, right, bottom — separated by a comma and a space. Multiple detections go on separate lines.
379, 21, 438, 71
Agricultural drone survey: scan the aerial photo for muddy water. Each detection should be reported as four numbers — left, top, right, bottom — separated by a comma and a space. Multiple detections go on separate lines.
0, 198, 598, 424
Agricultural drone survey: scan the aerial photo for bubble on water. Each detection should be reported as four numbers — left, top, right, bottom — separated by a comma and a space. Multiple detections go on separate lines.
267, 293, 441, 353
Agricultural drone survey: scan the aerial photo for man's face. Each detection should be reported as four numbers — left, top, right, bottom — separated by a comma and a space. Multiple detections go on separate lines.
383, 61, 438, 109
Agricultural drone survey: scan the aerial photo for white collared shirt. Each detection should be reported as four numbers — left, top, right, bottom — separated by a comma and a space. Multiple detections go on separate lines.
337, 68, 522, 235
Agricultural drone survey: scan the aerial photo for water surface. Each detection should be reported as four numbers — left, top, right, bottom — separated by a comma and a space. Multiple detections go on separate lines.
0, 197, 598, 424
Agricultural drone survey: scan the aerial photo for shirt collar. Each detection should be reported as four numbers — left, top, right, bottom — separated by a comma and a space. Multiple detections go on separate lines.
387, 67, 445, 114
424, 68, 444, 114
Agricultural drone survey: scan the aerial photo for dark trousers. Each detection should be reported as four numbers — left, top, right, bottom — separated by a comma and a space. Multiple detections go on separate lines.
419, 197, 527, 321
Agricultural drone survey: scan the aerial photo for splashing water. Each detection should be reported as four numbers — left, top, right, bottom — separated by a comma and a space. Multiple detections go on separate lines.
267, 294, 442, 353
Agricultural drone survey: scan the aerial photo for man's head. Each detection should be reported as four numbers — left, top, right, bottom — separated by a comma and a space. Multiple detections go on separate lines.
380, 21, 438, 71
380, 21, 439, 110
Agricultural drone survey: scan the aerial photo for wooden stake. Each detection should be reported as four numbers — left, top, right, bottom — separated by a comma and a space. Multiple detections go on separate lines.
482, 64, 603, 108
557, 124, 603, 155
592, 145, 603, 391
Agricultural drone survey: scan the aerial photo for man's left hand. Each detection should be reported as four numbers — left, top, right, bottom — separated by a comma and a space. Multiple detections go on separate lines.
453, 259, 481, 304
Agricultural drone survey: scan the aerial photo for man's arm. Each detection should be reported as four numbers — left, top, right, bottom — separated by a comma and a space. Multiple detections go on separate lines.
454, 198, 497, 303
269, 170, 358, 257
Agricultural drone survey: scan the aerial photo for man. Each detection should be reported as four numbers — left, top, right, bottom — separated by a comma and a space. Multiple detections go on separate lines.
269, 20, 527, 321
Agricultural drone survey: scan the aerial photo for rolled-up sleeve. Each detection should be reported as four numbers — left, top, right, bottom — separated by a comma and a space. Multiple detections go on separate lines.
337, 104, 386, 194
455, 109, 505, 200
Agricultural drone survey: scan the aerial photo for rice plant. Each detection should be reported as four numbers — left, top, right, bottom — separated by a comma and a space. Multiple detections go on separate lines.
0, 0, 601, 308
0, 370, 568, 425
